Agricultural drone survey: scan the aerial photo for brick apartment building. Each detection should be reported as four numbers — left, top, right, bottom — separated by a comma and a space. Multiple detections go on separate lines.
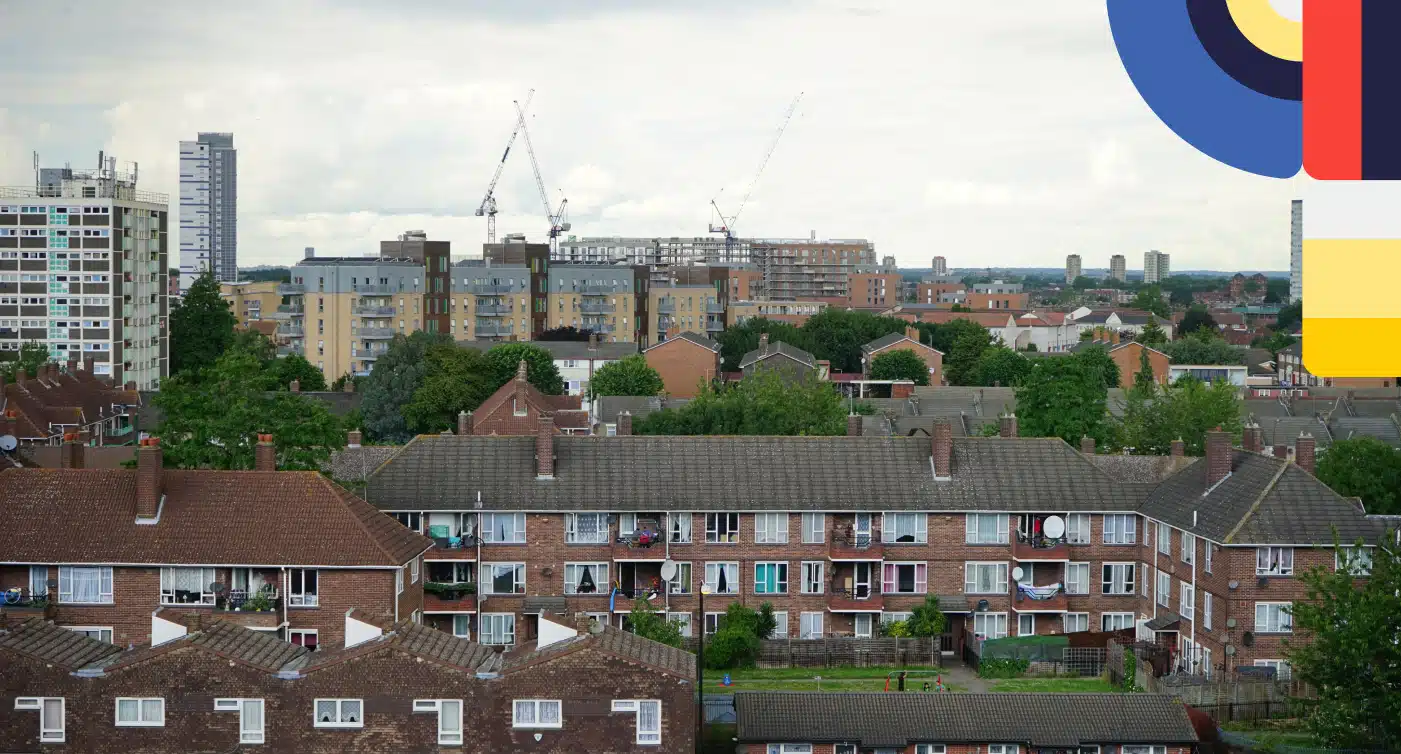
0, 611, 694, 752
735, 691, 1198, 753
0, 357, 140, 444
363, 418, 1385, 679
643, 331, 722, 398
462, 360, 589, 436
0, 436, 432, 650
860, 327, 944, 385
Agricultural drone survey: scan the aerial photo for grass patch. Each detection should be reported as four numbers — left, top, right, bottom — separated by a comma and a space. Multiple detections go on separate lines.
724, 665, 944, 681
704, 666, 958, 695
989, 677, 1115, 693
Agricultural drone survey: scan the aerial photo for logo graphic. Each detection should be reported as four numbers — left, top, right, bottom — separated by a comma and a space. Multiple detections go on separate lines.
1107, 0, 1401, 378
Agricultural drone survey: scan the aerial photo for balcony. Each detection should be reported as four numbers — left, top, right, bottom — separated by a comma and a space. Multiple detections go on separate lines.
579, 284, 615, 295
706, 317, 725, 332
354, 284, 393, 294
474, 323, 514, 337
1012, 582, 1067, 612
827, 586, 884, 612
467, 283, 515, 295
352, 327, 394, 339
424, 535, 480, 561
352, 349, 384, 360
582, 322, 616, 334
656, 300, 676, 314
281, 324, 305, 337
353, 305, 396, 317
1012, 531, 1070, 562
476, 304, 513, 316
614, 562, 665, 605
277, 344, 305, 357
580, 301, 615, 314
828, 530, 883, 561
269, 305, 304, 320
706, 302, 725, 314
277, 282, 304, 295
612, 530, 668, 562
423, 583, 477, 613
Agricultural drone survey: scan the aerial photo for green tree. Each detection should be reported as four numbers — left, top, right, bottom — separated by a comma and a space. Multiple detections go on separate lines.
1251, 330, 1296, 358
1015, 356, 1112, 446
588, 354, 664, 398
1162, 332, 1246, 365
1276, 300, 1303, 333
1178, 305, 1218, 336
1168, 286, 1195, 307
1315, 437, 1401, 515
169, 271, 237, 376
537, 326, 592, 341
625, 599, 686, 648
0, 341, 49, 382
360, 332, 453, 443
1135, 319, 1168, 347
1117, 376, 1242, 455
756, 602, 779, 640
941, 323, 995, 386
1071, 275, 1097, 290
483, 342, 565, 395
973, 347, 1032, 388
266, 354, 327, 392
907, 596, 948, 638
1131, 346, 1156, 394
705, 603, 763, 669
868, 349, 931, 385
1075, 345, 1122, 389
153, 347, 346, 469
1286, 536, 1401, 749
635, 370, 849, 436
716, 318, 810, 372
799, 309, 907, 373
401, 344, 496, 434
1132, 286, 1170, 318
1264, 278, 1290, 304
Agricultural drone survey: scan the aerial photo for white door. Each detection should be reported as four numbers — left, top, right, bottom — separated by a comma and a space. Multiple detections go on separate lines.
853, 513, 872, 546
854, 613, 873, 638
853, 562, 873, 598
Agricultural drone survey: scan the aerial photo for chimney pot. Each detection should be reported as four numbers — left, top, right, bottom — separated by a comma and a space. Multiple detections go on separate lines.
759, 333, 769, 350
846, 413, 862, 437
457, 410, 473, 436
137, 437, 163, 519
1171, 438, 1185, 458
1205, 429, 1232, 486
617, 411, 633, 437
254, 433, 276, 471
1295, 432, 1317, 474
1080, 435, 1095, 455
289, 379, 300, 393
536, 414, 556, 478
999, 413, 1017, 438
932, 420, 953, 479
347, 429, 363, 448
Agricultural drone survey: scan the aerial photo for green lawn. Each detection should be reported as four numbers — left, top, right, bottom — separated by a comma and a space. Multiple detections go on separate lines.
704, 666, 958, 695
989, 677, 1116, 693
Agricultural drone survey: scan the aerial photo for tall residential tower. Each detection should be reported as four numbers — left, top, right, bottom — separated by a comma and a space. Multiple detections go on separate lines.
178, 132, 237, 291
1143, 249, 1170, 284
1290, 199, 1303, 303
1109, 254, 1127, 282
1065, 254, 1082, 284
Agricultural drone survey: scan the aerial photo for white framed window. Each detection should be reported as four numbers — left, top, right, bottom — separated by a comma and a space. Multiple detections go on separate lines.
1141, 563, 1150, 597
883, 562, 928, 594
705, 562, 739, 594
669, 512, 692, 543
1157, 522, 1171, 555
754, 513, 788, 543
1065, 562, 1090, 595
289, 568, 319, 606
1103, 560, 1137, 597
1337, 546, 1373, 575
15, 697, 64, 742
485, 563, 526, 595
565, 513, 609, 544
414, 699, 464, 745
917, 746, 948, 754
1018, 613, 1036, 636
613, 699, 661, 744
705, 513, 739, 543
704, 612, 724, 635
973, 612, 1009, 640
754, 562, 788, 594
396, 568, 404, 596
411, 557, 420, 583
58, 566, 113, 604
115, 697, 164, 727
666, 562, 692, 594
771, 610, 789, 637
64, 626, 113, 643
160, 567, 217, 605
1156, 570, 1170, 607
289, 629, 319, 651
513, 699, 562, 729
481, 613, 516, 645
1255, 602, 1293, 633
988, 746, 1020, 754
1103, 514, 1136, 544
767, 746, 814, 754
314, 698, 363, 728
1204, 542, 1213, 573
799, 611, 824, 639
29, 565, 48, 597
1256, 546, 1294, 576
482, 512, 527, 543
1180, 581, 1195, 619
1101, 612, 1135, 632
214, 699, 264, 744
564, 563, 608, 594
1066, 513, 1091, 544
1203, 592, 1213, 631
1122, 747, 1167, 754
964, 562, 1008, 594
800, 561, 825, 594
965, 513, 1009, 544
1181, 532, 1195, 564
801, 512, 825, 543
452, 614, 471, 639
883, 512, 927, 543
1252, 659, 1292, 680
1063, 613, 1089, 633
668, 612, 693, 637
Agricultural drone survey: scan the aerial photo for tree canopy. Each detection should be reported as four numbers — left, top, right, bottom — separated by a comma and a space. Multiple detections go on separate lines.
1178, 305, 1218, 336
634, 370, 855, 436
716, 319, 809, 372
482, 342, 565, 395
359, 332, 452, 443
1014, 353, 1113, 446
0, 341, 49, 382
1135, 319, 1168, 347
266, 353, 327, 392
169, 271, 236, 376
623, 599, 686, 648
1161, 332, 1246, 365
401, 344, 496, 434
589, 354, 664, 398
938, 320, 995, 386
1315, 437, 1401, 515
1276, 300, 1303, 333
792, 309, 908, 373
537, 326, 593, 342
973, 347, 1032, 388
1131, 286, 1170, 318
1115, 376, 1242, 455
868, 349, 930, 385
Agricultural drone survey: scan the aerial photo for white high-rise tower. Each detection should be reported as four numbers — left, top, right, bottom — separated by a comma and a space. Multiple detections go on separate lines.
178, 132, 237, 292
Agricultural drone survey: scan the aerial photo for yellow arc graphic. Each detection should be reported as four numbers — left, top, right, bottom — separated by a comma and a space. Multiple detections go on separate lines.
1225, 0, 1302, 61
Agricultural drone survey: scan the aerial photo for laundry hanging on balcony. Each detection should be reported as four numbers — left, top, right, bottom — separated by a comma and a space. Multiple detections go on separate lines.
1017, 582, 1063, 600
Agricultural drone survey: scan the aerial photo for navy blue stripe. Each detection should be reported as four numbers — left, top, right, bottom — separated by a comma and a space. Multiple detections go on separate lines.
1361, 0, 1401, 179
1186, 0, 1301, 101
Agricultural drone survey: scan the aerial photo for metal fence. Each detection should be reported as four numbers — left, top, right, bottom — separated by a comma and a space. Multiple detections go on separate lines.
682, 637, 944, 668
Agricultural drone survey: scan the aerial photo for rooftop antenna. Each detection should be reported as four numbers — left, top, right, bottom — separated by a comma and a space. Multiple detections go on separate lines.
32, 151, 39, 191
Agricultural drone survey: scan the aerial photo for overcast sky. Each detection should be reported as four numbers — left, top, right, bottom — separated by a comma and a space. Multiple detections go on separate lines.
0, 0, 1299, 271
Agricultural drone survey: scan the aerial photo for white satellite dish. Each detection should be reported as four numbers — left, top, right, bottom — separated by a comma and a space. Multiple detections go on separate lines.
1011, 566, 1025, 583
0, 435, 17, 452
1043, 515, 1066, 539
659, 560, 679, 581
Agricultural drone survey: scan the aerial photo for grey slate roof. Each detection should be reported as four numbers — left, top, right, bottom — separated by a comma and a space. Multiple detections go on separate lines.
862, 332, 939, 355
594, 396, 691, 425
504, 624, 695, 678
0, 618, 123, 670
1331, 416, 1401, 448
1139, 449, 1382, 545
365, 435, 1142, 512
646, 331, 721, 353
325, 445, 403, 482
1258, 417, 1332, 449
187, 621, 312, 672
734, 692, 1198, 747
739, 341, 817, 369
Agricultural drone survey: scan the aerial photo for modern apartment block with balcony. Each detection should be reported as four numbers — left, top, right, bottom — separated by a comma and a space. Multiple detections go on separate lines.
362, 417, 1387, 676
548, 264, 647, 344
649, 282, 726, 346
752, 236, 876, 302
452, 258, 538, 342
219, 280, 281, 330
0, 435, 433, 651
1, 160, 169, 389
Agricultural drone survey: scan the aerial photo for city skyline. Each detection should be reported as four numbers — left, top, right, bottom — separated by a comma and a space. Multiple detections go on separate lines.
1, 1, 1299, 270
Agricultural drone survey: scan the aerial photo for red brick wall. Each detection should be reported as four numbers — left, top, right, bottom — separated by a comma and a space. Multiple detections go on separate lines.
1111, 343, 1170, 388
645, 339, 719, 398
966, 292, 1029, 311
475, 392, 549, 436
740, 744, 1194, 753
867, 342, 943, 385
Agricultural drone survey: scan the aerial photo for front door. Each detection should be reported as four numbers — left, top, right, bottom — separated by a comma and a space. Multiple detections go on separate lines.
853, 562, 873, 599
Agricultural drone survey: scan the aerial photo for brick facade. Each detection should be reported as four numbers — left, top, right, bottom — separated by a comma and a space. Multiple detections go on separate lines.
740, 745, 1193, 754
644, 336, 722, 398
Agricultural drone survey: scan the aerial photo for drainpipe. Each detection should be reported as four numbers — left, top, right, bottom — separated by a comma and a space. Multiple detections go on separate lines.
475, 506, 484, 633
281, 567, 289, 639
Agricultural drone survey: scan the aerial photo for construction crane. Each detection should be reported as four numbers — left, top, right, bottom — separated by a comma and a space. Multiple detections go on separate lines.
709, 92, 804, 258
474, 90, 534, 245
514, 99, 571, 255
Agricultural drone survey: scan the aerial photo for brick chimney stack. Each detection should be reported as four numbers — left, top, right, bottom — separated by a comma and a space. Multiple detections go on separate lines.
65, 359, 77, 375
83, 356, 94, 374
458, 411, 473, 436
136, 438, 164, 520
1205, 428, 1232, 486
999, 413, 1018, 438
932, 420, 953, 479
905, 326, 919, 342
59, 432, 84, 469
618, 411, 633, 437
254, 433, 276, 471
1080, 436, 1095, 455
342, 378, 355, 393
846, 413, 862, 437
347, 429, 362, 448
1241, 422, 1260, 453
514, 360, 530, 410
1171, 438, 1185, 458
1273, 444, 1288, 460
759, 333, 769, 352
289, 379, 300, 393
536, 414, 555, 478
1296, 432, 1316, 474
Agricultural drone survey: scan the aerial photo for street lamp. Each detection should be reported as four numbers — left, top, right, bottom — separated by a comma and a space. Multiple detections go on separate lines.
696, 583, 710, 752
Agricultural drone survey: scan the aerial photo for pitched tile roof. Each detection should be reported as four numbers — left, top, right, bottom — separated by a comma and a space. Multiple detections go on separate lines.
862, 332, 940, 355
594, 396, 691, 425
471, 365, 586, 429
503, 624, 695, 678
0, 618, 123, 670
1139, 450, 1383, 545
734, 692, 1198, 747
1, 366, 139, 440
365, 435, 1141, 513
644, 331, 721, 353
0, 468, 432, 566
187, 621, 311, 672
739, 340, 817, 369
304, 620, 503, 674
325, 444, 404, 482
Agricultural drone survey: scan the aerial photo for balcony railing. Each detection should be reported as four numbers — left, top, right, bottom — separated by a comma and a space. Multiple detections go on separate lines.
352, 349, 384, 359
214, 591, 284, 614
352, 327, 394, 339
1012, 532, 1071, 561
706, 318, 724, 332
474, 323, 514, 337
827, 586, 884, 611
466, 283, 515, 295
612, 531, 668, 561
1013, 583, 1067, 612
579, 284, 616, 295
656, 300, 676, 313
277, 344, 305, 357
706, 302, 725, 314
828, 530, 883, 560
354, 284, 394, 294
281, 324, 305, 337
353, 305, 396, 317
580, 302, 615, 314
277, 282, 304, 294
475, 304, 513, 316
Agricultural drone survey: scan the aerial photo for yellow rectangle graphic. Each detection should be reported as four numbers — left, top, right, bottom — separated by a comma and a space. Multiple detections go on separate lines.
1304, 318, 1401, 378
1304, 239, 1401, 319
